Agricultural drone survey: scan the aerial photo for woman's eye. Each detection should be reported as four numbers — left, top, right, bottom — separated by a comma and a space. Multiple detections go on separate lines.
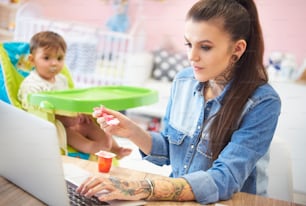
201, 46, 211, 51
184, 42, 192, 48
44, 56, 49, 60
58, 56, 63, 61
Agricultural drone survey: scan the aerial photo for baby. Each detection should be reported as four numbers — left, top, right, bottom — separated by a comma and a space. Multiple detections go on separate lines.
18, 31, 131, 159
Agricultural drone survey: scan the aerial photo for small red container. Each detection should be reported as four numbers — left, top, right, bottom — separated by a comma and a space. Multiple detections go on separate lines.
95, 150, 116, 173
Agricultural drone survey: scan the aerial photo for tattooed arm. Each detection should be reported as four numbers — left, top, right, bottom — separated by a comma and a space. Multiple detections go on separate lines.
76, 176, 195, 202
147, 177, 195, 201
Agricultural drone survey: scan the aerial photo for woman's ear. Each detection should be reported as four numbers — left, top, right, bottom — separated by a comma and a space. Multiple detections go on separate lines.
233, 39, 247, 59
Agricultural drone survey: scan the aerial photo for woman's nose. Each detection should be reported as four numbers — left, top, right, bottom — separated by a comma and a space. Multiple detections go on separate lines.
188, 48, 200, 62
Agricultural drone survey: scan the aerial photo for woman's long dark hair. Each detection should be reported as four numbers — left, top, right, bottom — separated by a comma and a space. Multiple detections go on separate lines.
187, 0, 268, 161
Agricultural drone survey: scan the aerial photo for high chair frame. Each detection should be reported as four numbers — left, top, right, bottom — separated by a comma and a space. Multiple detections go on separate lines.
0, 42, 97, 161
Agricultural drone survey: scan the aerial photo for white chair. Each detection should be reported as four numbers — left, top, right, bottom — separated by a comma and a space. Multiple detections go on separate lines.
267, 137, 293, 201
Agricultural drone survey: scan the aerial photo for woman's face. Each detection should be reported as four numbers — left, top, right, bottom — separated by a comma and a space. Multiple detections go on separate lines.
184, 19, 235, 82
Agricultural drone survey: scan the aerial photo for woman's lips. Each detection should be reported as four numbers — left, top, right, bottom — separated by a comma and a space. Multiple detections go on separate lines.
193, 66, 204, 71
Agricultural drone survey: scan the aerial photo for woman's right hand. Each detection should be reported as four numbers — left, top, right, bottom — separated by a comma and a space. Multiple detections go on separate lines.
92, 107, 138, 139
93, 106, 153, 154
76, 175, 150, 202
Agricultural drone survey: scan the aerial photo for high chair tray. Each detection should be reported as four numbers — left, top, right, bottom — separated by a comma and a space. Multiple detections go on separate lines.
28, 86, 158, 114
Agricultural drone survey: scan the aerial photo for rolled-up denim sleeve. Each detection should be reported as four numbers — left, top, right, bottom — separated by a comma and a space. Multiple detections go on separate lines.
183, 171, 219, 204
140, 131, 170, 166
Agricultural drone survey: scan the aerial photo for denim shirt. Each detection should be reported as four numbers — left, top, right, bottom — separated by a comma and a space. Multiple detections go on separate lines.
141, 67, 281, 204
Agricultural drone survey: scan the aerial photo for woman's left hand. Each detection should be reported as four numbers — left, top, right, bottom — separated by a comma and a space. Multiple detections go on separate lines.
76, 176, 149, 201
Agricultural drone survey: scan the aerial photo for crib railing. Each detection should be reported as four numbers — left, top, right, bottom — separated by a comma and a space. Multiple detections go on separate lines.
14, 16, 135, 88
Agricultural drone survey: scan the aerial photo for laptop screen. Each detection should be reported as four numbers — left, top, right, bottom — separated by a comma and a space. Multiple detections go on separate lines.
0, 100, 70, 205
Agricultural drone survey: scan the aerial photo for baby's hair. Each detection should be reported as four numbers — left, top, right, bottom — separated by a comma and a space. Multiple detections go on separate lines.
30, 31, 67, 54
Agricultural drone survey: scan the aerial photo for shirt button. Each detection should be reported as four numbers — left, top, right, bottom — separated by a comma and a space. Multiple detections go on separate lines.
184, 165, 187, 169
191, 145, 194, 149
197, 125, 201, 130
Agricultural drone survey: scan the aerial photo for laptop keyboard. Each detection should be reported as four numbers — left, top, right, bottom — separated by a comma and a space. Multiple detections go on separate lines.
66, 180, 109, 206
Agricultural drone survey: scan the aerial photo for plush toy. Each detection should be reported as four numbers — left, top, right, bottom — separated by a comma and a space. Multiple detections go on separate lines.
267, 51, 282, 71
280, 53, 298, 80
267, 52, 297, 81
106, 0, 129, 33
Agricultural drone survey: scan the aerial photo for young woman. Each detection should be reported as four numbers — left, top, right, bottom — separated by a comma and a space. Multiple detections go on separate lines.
77, 0, 281, 204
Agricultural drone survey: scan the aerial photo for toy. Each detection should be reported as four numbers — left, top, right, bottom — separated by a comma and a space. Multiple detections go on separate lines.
106, 0, 129, 32
267, 52, 298, 81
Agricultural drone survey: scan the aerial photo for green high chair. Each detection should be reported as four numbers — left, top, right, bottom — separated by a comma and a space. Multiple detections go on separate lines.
0, 41, 158, 162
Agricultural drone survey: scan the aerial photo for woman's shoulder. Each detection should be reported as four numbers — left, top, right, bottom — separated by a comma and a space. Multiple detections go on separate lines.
252, 82, 281, 102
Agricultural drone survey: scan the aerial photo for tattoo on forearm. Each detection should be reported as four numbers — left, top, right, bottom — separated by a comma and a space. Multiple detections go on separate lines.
108, 177, 151, 199
151, 178, 190, 201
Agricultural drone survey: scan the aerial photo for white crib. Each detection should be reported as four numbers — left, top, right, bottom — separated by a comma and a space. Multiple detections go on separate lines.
13, 4, 148, 88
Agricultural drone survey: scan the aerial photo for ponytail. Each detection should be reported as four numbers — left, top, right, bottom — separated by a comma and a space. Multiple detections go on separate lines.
187, 0, 267, 161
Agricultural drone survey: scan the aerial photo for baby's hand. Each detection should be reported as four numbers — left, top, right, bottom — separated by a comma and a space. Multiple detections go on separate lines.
93, 106, 120, 126
77, 114, 92, 124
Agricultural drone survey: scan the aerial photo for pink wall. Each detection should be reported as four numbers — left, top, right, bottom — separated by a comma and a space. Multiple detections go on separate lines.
26, 0, 306, 65
256, 0, 306, 65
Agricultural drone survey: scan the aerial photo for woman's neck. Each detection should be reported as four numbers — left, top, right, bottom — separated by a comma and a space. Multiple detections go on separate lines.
204, 63, 234, 100
204, 79, 228, 100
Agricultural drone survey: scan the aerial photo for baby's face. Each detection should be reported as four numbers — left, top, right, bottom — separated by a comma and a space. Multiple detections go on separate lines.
31, 47, 65, 81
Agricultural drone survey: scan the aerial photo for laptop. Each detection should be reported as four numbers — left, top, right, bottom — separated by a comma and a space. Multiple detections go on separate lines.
0, 100, 146, 206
